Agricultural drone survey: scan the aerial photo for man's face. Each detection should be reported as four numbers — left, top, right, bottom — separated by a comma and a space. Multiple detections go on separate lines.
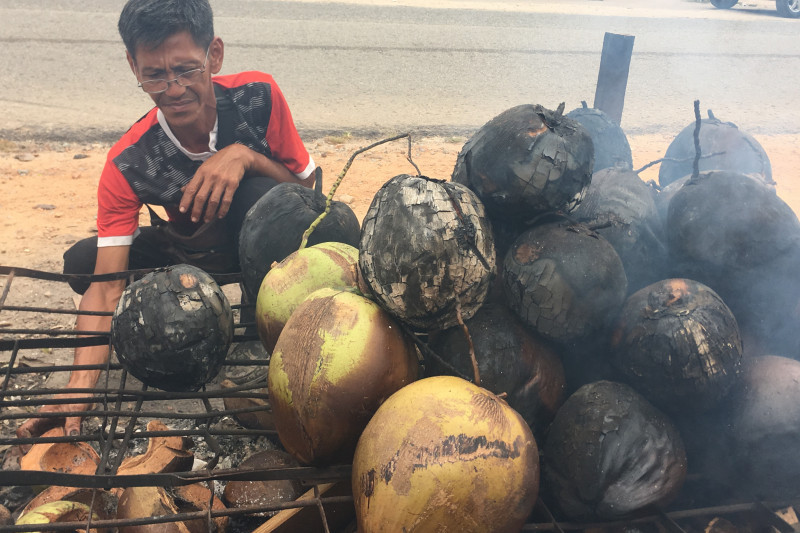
129, 31, 221, 133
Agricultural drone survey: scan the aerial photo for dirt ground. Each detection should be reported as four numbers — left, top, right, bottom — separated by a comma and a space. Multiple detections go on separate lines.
2, 131, 800, 271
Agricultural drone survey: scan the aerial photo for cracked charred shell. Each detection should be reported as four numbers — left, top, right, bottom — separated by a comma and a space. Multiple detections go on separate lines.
111, 264, 233, 392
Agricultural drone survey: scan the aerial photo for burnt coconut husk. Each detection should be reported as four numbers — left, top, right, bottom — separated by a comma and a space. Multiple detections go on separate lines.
658, 111, 773, 187
359, 174, 496, 332
503, 219, 627, 343
667, 171, 800, 277
238, 182, 360, 300
572, 167, 668, 294
610, 278, 743, 413
654, 175, 689, 227
566, 102, 633, 172
452, 103, 594, 224
666, 170, 800, 320
667, 171, 800, 357
719, 355, 800, 500
428, 303, 566, 438
543, 380, 687, 521
681, 356, 800, 502
111, 264, 233, 392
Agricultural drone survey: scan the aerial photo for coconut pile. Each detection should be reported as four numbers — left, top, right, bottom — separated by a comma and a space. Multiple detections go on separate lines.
249, 101, 800, 530
10, 102, 800, 532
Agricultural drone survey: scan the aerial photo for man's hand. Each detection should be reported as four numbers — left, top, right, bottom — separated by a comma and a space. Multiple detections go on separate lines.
180, 144, 311, 223
179, 144, 251, 223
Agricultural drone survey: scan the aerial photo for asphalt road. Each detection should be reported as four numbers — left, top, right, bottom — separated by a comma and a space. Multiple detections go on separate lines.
1, 0, 798, 142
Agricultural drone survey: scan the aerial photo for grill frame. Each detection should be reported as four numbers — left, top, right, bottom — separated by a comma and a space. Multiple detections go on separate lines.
1, 265, 798, 533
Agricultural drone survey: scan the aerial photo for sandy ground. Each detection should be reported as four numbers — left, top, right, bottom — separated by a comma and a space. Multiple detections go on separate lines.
2, 131, 800, 271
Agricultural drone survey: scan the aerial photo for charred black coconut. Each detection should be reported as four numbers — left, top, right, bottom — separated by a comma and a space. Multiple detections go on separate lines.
111, 264, 233, 391
610, 278, 743, 412
666, 170, 800, 291
359, 174, 496, 331
238, 182, 361, 299
566, 102, 633, 172
658, 110, 773, 187
543, 380, 687, 521
572, 166, 668, 294
718, 355, 800, 500
452, 103, 594, 223
503, 219, 627, 344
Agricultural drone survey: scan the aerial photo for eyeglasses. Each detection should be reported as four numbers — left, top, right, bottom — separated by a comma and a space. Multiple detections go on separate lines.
136, 47, 210, 94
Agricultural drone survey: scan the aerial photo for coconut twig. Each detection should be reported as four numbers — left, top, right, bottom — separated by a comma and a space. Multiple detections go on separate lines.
406, 135, 422, 176
633, 151, 726, 175
299, 132, 411, 250
455, 300, 481, 386
396, 322, 471, 381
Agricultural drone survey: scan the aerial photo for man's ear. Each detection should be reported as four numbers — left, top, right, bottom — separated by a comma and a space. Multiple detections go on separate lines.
126, 49, 137, 77
209, 37, 224, 75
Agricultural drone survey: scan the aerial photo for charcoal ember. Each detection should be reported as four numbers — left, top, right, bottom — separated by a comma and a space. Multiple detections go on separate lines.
543, 381, 687, 521
359, 174, 496, 331
427, 303, 566, 438
658, 111, 773, 187
238, 182, 360, 301
567, 102, 633, 172
111, 264, 233, 392
452, 103, 594, 224
610, 279, 743, 412
223, 450, 303, 518
503, 219, 627, 343
572, 167, 668, 294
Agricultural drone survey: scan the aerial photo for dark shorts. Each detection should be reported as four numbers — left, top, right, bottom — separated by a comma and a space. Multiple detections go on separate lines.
63, 176, 279, 295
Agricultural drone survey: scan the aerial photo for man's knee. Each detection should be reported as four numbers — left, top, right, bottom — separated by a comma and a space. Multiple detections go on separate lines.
63, 237, 99, 294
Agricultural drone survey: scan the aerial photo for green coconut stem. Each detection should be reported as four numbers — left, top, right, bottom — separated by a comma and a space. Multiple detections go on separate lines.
299, 132, 411, 250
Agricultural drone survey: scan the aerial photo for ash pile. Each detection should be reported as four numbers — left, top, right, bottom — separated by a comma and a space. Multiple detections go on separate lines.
2, 101, 800, 533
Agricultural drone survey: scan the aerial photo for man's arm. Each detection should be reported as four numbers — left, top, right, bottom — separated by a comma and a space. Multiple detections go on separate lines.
179, 143, 313, 224
16, 245, 130, 439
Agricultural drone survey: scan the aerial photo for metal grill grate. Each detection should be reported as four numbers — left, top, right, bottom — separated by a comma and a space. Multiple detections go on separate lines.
1, 266, 798, 533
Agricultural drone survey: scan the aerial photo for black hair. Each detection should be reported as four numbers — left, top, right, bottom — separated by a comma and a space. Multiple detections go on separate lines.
118, 0, 214, 59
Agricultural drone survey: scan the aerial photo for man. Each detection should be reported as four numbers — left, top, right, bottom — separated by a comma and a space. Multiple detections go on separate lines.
17, 0, 314, 440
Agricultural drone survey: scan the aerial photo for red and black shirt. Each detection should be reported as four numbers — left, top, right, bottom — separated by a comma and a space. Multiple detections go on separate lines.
97, 71, 314, 247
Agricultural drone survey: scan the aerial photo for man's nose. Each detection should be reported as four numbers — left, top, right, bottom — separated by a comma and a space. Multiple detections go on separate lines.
164, 79, 187, 97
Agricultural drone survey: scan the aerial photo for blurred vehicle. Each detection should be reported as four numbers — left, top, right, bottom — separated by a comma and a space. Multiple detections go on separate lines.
710, 0, 800, 18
